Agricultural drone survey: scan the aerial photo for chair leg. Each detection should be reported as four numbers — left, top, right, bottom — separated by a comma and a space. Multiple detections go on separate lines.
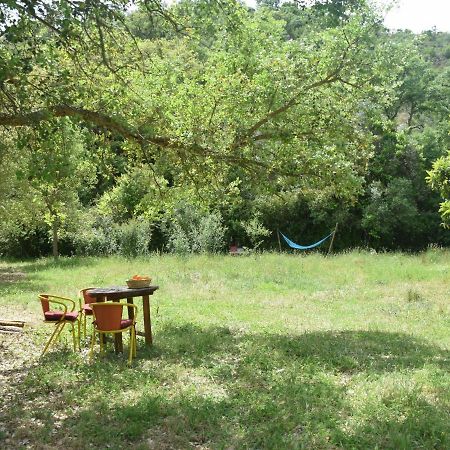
128, 330, 134, 365
90, 329, 96, 362
83, 313, 87, 339
77, 319, 81, 350
53, 322, 66, 347
71, 322, 77, 352
41, 323, 62, 356
99, 332, 104, 353
133, 326, 137, 358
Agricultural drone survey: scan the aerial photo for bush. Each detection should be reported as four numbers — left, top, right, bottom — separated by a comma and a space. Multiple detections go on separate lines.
72, 215, 119, 256
240, 213, 271, 250
362, 178, 421, 248
0, 223, 51, 258
165, 203, 227, 254
72, 215, 152, 257
115, 219, 152, 257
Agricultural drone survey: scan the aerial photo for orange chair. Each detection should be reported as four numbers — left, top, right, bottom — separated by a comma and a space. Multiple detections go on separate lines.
89, 302, 137, 365
39, 294, 80, 356
79, 287, 97, 338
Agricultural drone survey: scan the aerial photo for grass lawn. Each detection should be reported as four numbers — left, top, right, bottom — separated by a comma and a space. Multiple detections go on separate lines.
0, 250, 449, 449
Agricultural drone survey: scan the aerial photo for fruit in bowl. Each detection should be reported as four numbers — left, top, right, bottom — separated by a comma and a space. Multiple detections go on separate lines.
131, 274, 150, 281
126, 274, 151, 288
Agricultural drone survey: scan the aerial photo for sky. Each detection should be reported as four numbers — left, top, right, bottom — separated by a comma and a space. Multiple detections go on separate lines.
381, 0, 450, 33
243, 0, 450, 33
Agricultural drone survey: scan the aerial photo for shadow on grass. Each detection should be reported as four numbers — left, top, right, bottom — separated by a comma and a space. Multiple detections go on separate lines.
2, 326, 449, 449
20, 256, 96, 273
0, 256, 96, 273
155, 325, 450, 373
0, 257, 96, 296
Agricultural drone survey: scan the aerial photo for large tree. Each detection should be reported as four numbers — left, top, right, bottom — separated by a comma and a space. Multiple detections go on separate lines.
0, 1, 405, 199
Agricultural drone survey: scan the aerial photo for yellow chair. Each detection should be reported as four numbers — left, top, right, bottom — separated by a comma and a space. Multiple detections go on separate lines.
90, 302, 137, 365
79, 287, 97, 338
39, 294, 80, 356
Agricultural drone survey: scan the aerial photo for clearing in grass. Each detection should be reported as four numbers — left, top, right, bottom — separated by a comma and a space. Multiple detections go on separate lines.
0, 250, 449, 449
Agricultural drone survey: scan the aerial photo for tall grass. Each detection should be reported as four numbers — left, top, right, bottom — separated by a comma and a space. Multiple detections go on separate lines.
0, 250, 449, 449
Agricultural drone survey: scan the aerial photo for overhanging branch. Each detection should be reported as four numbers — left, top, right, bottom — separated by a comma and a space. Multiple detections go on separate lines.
0, 104, 276, 174
0, 105, 169, 147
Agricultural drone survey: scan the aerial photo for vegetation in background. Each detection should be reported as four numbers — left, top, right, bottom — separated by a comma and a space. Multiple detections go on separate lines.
164, 202, 227, 254
428, 150, 450, 228
0, 0, 448, 257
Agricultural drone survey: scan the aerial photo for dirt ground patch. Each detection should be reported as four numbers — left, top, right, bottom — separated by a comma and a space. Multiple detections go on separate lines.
0, 268, 26, 283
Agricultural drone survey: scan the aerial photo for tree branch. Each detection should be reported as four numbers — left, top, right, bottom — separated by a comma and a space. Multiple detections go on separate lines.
0, 105, 156, 145
232, 74, 339, 149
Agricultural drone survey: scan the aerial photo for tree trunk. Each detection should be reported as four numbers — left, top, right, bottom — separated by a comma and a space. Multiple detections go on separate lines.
52, 220, 59, 259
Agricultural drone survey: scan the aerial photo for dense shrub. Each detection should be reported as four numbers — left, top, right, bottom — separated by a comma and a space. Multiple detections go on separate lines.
165, 203, 227, 254
115, 219, 152, 257
0, 224, 51, 258
72, 215, 152, 257
72, 215, 119, 256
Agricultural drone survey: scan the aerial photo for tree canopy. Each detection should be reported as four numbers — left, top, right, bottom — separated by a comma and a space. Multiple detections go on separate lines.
0, 0, 449, 255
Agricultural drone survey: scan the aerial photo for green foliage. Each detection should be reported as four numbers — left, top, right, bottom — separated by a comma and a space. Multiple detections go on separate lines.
71, 214, 152, 257
0, 1, 449, 255
97, 166, 166, 223
240, 213, 272, 250
71, 214, 119, 256
0, 119, 98, 256
115, 219, 152, 257
165, 203, 227, 254
1, 0, 405, 200
427, 151, 450, 228
29, 120, 95, 255
362, 178, 419, 247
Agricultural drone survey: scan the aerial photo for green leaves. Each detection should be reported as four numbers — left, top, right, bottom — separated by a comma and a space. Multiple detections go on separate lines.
2, 0, 447, 253
427, 150, 450, 228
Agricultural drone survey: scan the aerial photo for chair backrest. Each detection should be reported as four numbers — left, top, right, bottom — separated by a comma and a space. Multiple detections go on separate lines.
91, 303, 124, 331
38, 294, 73, 319
80, 288, 97, 305
39, 294, 50, 314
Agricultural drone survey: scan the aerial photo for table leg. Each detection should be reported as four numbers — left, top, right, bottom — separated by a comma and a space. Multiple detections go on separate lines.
127, 297, 134, 320
111, 298, 123, 354
142, 295, 152, 346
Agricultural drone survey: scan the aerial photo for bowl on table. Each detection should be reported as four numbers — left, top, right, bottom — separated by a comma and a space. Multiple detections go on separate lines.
126, 277, 151, 289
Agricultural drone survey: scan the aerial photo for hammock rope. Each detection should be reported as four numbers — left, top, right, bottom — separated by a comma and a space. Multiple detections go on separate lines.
279, 230, 334, 250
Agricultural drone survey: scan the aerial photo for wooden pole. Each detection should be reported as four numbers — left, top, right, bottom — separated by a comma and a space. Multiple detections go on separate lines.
0, 325, 23, 333
0, 320, 25, 327
277, 230, 282, 252
327, 223, 338, 255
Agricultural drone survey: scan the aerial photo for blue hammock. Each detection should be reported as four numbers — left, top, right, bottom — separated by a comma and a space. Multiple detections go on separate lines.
280, 231, 334, 250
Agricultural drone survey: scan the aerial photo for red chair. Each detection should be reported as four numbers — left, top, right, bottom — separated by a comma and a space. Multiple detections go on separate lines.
79, 287, 97, 338
89, 302, 137, 365
39, 294, 80, 356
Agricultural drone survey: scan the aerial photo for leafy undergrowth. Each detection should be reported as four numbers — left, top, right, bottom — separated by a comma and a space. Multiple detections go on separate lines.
0, 251, 449, 449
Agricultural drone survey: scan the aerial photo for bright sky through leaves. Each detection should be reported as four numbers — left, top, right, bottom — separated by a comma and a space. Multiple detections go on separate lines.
243, 0, 450, 33
382, 0, 450, 33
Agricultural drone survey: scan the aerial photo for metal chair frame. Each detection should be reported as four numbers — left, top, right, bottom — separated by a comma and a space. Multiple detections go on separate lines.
89, 302, 137, 365
39, 294, 80, 356
79, 287, 97, 338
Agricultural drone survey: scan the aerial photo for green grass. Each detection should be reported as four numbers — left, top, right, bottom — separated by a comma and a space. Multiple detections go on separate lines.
0, 250, 449, 449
